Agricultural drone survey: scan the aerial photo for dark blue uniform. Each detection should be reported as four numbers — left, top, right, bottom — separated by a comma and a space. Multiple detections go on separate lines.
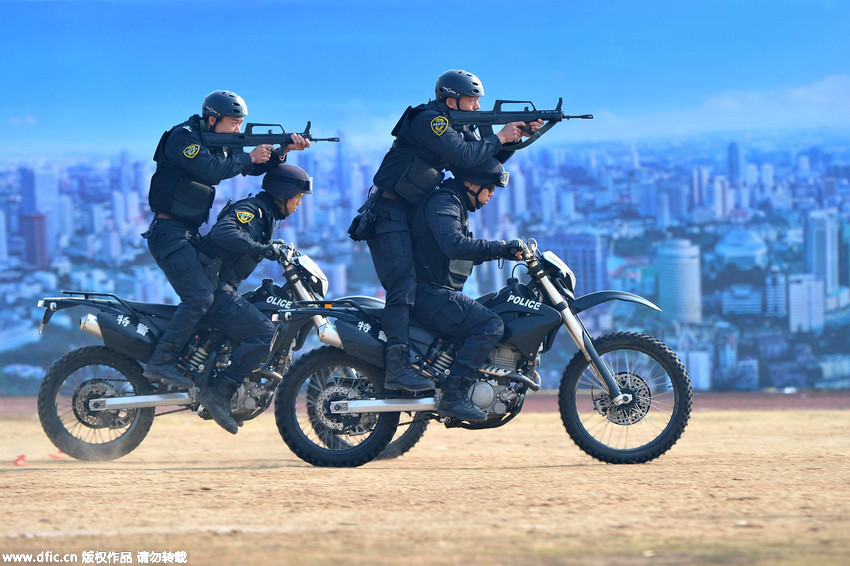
367, 100, 512, 348
198, 192, 280, 390
409, 179, 504, 377
145, 114, 280, 349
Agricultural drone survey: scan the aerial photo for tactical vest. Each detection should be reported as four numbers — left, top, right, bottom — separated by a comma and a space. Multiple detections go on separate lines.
411, 183, 475, 291
372, 101, 446, 205
148, 115, 217, 227
201, 193, 277, 289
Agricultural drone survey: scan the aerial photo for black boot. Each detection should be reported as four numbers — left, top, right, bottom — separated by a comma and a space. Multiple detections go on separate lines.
438, 376, 486, 422
384, 344, 434, 392
143, 341, 193, 388
198, 379, 239, 434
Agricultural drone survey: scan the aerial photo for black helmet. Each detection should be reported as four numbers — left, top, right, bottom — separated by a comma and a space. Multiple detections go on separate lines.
451, 158, 510, 187
262, 164, 313, 200
202, 90, 248, 119
435, 69, 485, 101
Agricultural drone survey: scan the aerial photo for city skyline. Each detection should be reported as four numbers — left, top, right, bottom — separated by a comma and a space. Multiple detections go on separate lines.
3, 127, 850, 393
1, 0, 849, 159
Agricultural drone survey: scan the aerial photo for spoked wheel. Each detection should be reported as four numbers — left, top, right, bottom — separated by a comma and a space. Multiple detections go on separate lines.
37, 346, 155, 461
274, 347, 399, 467
559, 332, 692, 464
375, 412, 430, 460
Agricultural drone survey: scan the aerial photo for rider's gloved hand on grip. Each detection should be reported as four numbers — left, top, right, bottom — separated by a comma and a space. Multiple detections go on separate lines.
496, 238, 526, 260
260, 243, 284, 261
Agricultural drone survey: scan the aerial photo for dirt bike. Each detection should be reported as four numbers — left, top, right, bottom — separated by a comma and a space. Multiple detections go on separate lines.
34, 245, 427, 461
271, 239, 693, 467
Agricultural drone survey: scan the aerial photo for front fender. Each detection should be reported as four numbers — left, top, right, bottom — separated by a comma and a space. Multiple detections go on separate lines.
570, 290, 661, 314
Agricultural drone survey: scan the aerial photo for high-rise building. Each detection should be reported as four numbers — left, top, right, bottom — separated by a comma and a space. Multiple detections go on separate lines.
20, 213, 48, 269
788, 274, 825, 333
760, 163, 775, 190
708, 176, 731, 219
765, 270, 787, 317
745, 163, 759, 188
806, 208, 838, 294
727, 142, 741, 186
549, 232, 607, 294
0, 210, 7, 261
691, 165, 709, 210
656, 239, 702, 324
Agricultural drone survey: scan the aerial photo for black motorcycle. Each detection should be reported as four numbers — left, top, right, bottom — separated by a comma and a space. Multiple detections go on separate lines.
34, 245, 426, 461
271, 239, 693, 467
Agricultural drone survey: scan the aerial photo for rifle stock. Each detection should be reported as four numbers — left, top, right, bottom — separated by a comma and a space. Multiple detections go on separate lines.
202, 121, 340, 148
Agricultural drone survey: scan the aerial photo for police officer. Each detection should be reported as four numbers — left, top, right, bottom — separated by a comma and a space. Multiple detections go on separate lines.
409, 158, 525, 421
195, 163, 313, 433
143, 90, 309, 388
360, 69, 541, 393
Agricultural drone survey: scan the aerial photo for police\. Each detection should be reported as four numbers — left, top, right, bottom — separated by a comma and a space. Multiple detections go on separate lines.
195, 163, 313, 433
358, 69, 536, 394
410, 158, 525, 422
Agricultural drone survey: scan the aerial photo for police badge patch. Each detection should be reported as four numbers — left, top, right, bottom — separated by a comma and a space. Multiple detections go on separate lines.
430, 115, 449, 136
183, 144, 200, 159
236, 210, 255, 224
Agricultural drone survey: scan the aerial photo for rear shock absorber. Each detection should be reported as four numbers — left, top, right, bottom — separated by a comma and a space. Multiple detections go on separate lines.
181, 334, 213, 373
425, 338, 457, 376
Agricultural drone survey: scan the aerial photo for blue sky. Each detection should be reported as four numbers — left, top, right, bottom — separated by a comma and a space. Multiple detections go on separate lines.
1, 0, 848, 159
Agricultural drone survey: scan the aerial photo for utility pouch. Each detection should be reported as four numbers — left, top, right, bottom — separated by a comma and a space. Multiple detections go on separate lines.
347, 194, 379, 241
170, 178, 215, 225
393, 157, 444, 205
348, 209, 377, 242
448, 259, 474, 279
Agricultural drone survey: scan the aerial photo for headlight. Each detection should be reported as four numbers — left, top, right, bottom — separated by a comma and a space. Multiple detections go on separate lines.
542, 250, 576, 293
295, 255, 329, 298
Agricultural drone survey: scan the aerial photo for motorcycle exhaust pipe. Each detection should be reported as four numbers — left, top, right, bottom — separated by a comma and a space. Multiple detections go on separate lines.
314, 318, 342, 349
80, 314, 103, 340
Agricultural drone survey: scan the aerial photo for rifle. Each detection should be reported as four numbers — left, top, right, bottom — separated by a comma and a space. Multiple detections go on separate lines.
447, 97, 592, 149
201, 121, 340, 149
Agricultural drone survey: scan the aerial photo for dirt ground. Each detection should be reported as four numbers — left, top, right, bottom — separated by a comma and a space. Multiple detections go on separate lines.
1, 391, 849, 566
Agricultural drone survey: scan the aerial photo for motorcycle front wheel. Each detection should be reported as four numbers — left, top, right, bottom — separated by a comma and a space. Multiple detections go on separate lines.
37, 346, 155, 461
559, 332, 692, 464
274, 346, 399, 467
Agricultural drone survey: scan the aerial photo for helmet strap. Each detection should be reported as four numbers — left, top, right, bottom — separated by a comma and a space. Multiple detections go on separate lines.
463, 182, 487, 210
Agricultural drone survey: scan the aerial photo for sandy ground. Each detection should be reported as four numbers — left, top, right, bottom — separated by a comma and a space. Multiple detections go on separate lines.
1, 391, 849, 565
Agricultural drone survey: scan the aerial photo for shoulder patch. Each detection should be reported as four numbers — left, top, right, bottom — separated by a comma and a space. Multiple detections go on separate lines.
183, 144, 200, 159
430, 115, 449, 136
236, 210, 255, 224
182, 125, 193, 133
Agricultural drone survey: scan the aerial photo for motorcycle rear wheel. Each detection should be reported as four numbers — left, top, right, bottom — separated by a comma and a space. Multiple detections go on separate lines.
559, 332, 692, 464
274, 347, 399, 467
37, 346, 155, 461
375, 412, 430, 460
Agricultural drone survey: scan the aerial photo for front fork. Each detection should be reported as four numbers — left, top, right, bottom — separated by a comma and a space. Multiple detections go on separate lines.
286, 266, 342, 349
536, 272, 632, 406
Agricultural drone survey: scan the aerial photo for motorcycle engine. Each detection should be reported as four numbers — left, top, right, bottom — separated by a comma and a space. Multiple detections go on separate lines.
467, 344, 530, 416
488, 344, 522, 372
468, 379, 520, 416
231, 376, 275, 421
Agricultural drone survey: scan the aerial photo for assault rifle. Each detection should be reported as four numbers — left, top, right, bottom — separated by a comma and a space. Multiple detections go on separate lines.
447, 97, 592, 149
201, 121, 340, 149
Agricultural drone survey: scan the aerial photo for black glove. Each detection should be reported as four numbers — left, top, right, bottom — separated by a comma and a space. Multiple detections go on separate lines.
260, 243, 284, 261
496, 238, 526, 260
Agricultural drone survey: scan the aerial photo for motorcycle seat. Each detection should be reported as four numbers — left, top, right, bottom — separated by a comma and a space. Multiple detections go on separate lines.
123, 300, 179, 318
334, 295, 386, 319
